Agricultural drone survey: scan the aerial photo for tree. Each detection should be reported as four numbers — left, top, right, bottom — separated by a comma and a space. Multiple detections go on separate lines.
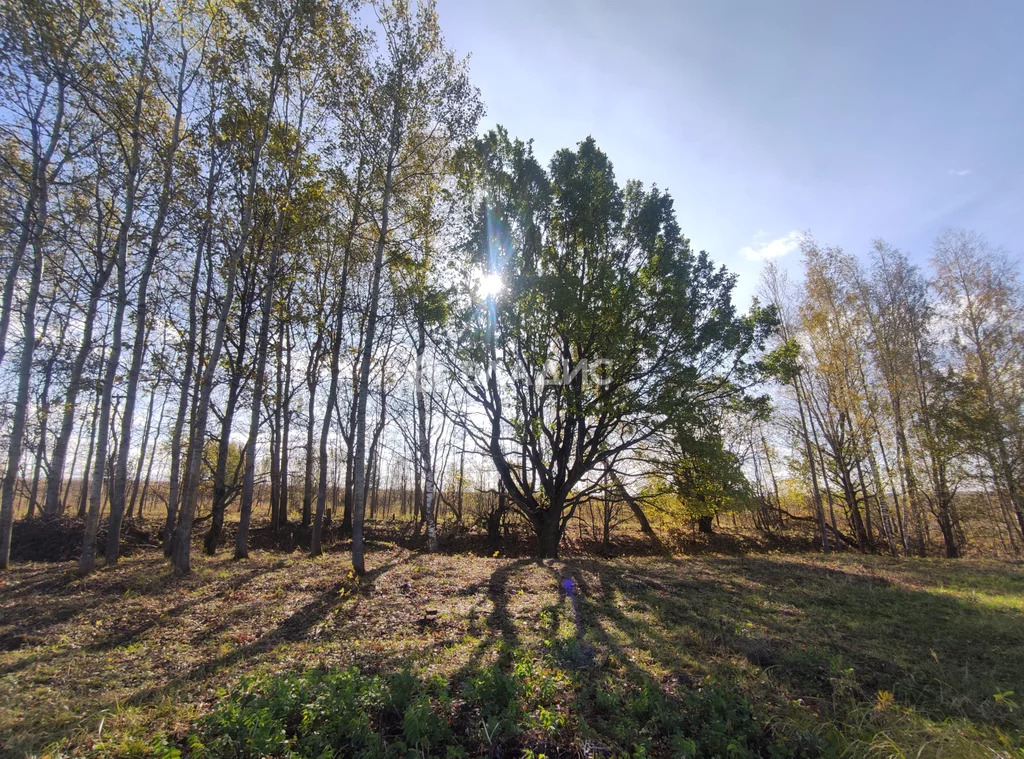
758, 261, 831, 554
863, 242, 961, 556
172, 0, 313, 574
862, 242, 932, 554
345, 0, 480, 574
81, 1, 159, 574
106, 4, 200, 564
798, 240, 885, 552
642, 431, 755, 536
932, 229, 1024, 540
447, 130, 776, 558
1, 0, 98, 568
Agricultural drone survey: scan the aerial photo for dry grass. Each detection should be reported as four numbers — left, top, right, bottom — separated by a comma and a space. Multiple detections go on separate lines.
1, 537, 1022, 757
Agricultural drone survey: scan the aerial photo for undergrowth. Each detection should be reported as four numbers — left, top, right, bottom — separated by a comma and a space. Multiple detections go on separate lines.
187, 657, 798, 758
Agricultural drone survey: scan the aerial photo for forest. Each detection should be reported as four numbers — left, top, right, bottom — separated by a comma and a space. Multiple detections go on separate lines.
1, 0, 1022, 756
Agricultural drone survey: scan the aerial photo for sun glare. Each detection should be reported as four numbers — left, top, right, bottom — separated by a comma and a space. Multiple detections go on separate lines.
477, 272, 503, 299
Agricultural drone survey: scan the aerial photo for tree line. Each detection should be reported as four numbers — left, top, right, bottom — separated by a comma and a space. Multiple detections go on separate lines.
737, 232, 1023, 558
1, 0, 1020, 575
0, 0, 486, 573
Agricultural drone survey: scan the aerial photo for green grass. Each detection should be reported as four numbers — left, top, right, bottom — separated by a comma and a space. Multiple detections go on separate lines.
1, 548, 1022, 757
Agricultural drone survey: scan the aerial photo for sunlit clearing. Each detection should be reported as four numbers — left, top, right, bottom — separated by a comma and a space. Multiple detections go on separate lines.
477, 272, 503, 298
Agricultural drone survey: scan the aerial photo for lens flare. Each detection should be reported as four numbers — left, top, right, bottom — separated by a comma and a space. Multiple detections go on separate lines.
477, 272, 503, 298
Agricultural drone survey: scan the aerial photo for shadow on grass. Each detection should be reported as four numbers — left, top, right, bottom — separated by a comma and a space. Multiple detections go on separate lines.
3, 550, 1022, 757
573, 555, 1024, 734
0, 561, 268, 672
446, 558, 532, 686
123, 554, 415, 706
146, 555, 1024, 754
0, 548, 413, 753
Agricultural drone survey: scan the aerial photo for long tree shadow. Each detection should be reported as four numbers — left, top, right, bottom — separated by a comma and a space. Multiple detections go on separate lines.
446, 558, 533, 687
6, 550, 1021, 756
570, 581, 778, 755
574, 555, 1024, 733
131, 554, 414, 702
1, 553, 414, 749
0, 562, 268, 676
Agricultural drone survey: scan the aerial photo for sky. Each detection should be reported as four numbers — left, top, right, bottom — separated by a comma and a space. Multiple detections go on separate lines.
435, 0, 1024, 306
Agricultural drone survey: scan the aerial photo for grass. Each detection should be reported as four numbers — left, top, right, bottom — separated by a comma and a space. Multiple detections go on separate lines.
0, 541, 1022, 757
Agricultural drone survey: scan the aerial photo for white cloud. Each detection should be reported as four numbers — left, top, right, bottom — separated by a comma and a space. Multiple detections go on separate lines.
740, 230, 803, 261
948, 169, 971, 176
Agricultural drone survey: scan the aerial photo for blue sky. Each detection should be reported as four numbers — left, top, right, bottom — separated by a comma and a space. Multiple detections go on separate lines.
435, 0, 1023, 305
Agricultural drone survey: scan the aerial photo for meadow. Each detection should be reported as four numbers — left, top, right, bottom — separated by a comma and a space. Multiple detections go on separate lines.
2, 527, 1022, 758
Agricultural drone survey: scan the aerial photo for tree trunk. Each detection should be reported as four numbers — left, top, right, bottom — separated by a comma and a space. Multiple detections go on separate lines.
487, 481, 507, 554
838, 461, 868, 553
311, 300, 342, 555
602, 499, 612, 552
302, 379, 317, 527
63, 407, 86, 514
854, 457, 874, 549
932, 458, 960, 559
27, 309, 62, 519
236, 249, 279, 560
78, 376, 105, 519
301, 318, 325, 529
311, 218, 359, 554
351, 139, 397, 576
455, 429, 466, 523
608, 469, 656, 538
0, 77, 65, 369
204, 367, 243, 555
81, 238, 129, 574
892, 399, 926, 556
0, 215, 44, 569
203, 261, 254, 554
173, 242, 243, 573
808, 408, 841, 546
532, 507, 563, 559
279, 319, 292, 527
172, 17, 289, 574
0, 197, 37, 370
269, 332, 282, 529
164, 161, 214, 555
341, 384, 358, 535
1, 77, 66, 566
45, 268, 112, 518
135, 386, 167, 520
108, 37, 184, 563
793, 376, 830, 553
415, 317, 437, 552
936, 504, 960, 558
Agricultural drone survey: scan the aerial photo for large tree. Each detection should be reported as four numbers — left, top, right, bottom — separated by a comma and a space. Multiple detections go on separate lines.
446, 130, 776, 558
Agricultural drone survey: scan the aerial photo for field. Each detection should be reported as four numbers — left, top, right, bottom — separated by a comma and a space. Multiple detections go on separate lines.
1, 536, 1023, 758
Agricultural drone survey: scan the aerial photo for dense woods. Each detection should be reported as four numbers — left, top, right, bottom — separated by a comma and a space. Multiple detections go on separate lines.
1, 0, 1023, 576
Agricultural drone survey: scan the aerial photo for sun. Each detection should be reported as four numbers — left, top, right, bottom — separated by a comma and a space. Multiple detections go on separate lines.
477, 272, 503, 299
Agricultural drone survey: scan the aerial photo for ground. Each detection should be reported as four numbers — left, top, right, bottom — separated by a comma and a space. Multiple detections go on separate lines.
1, 538, 1022, 758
